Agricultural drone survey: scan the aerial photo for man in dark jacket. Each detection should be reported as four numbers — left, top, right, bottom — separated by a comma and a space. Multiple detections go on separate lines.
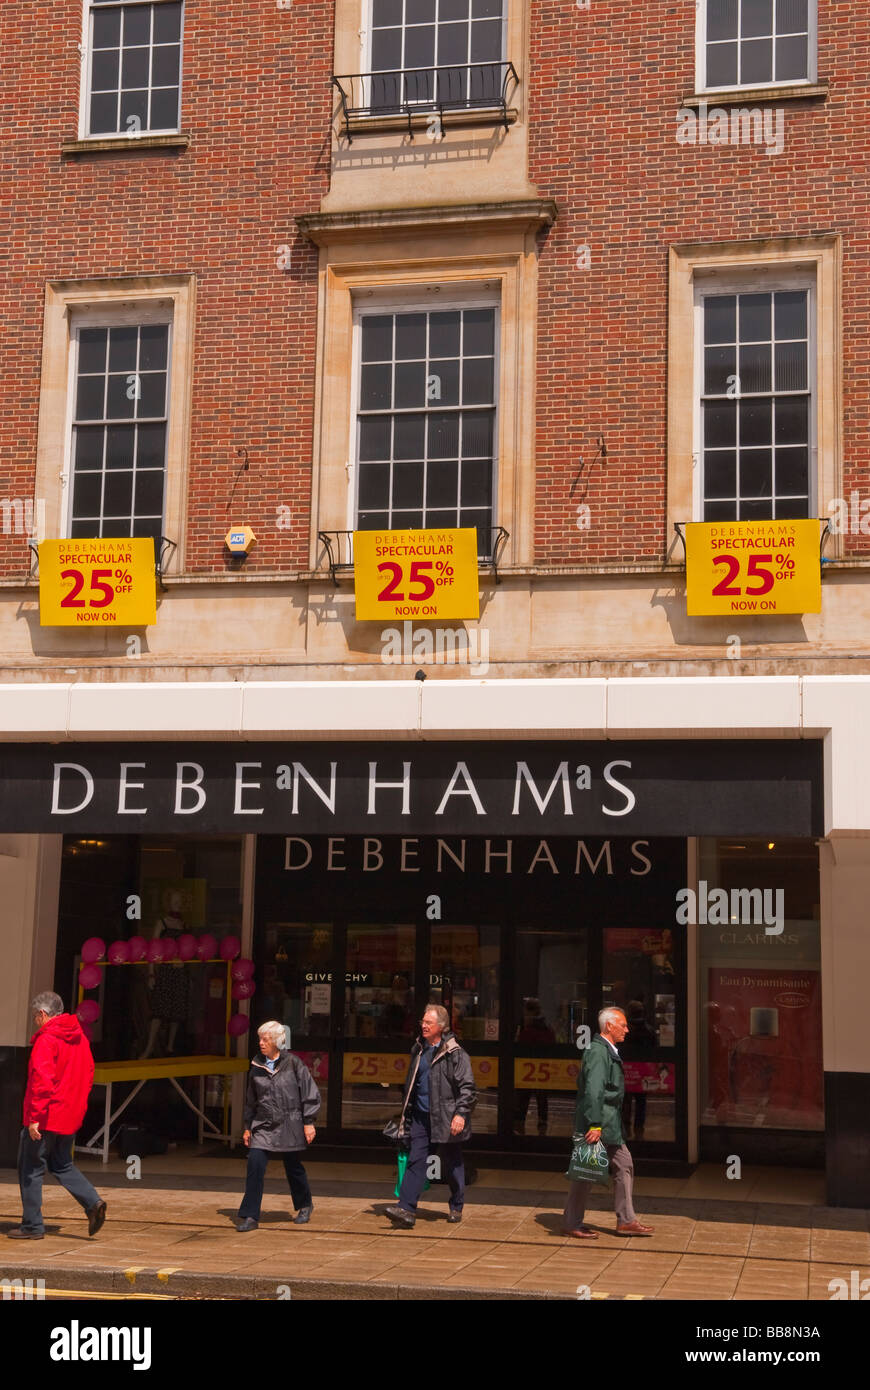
563, 1007, 654, 1239
9, 991, 105, 1241
385, 1005, 476, 1227
236, 1020, 321, 1231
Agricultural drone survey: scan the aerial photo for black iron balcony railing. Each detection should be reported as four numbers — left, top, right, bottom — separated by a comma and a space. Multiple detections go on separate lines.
331, 62, 519, 143
318, 526, 510, 585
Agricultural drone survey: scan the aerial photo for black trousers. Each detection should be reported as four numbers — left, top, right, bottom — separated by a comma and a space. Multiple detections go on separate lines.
397, 1111, 465, 1214
238, 1147, 311, 1220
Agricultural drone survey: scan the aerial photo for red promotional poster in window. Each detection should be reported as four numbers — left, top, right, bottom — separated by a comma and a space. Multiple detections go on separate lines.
705, 968, 823, 1129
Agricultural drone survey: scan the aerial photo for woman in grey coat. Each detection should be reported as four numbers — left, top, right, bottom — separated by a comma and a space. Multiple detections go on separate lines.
236, 1020, 321, 1232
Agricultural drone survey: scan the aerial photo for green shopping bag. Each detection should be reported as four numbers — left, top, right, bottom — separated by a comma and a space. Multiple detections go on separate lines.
565, 1135, 610, 1185
394, 1149, 431, 1198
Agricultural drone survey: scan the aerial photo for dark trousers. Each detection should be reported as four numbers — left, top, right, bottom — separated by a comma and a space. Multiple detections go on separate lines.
18, 1128, 100, 1235
563, 1142, 637, 1230
515, 1090, 549, 1131
397, 1111, 465, 1214
239, 1146, 311, 1221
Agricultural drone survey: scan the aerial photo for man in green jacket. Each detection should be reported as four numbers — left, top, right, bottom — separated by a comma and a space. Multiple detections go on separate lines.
563, 1008, 654, 1239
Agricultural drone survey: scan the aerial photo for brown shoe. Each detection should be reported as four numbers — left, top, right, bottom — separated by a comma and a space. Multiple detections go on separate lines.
565, 1225, 599, 1239
616, 1220, 654, 1236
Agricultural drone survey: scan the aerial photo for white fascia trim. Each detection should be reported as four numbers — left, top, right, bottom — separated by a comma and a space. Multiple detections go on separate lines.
0, 674, 861, 741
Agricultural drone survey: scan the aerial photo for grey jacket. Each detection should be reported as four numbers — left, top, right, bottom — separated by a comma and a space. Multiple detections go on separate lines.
243, 1050, 321, 1152
398, 1030, 477, 1144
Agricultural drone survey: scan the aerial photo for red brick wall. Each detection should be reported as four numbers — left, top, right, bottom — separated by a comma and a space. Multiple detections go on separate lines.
0, 0, 331, 578
528, 1, 870, 562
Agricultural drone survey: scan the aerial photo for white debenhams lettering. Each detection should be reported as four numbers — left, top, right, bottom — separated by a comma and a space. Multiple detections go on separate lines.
49, 1320, 151, 1370
284, 837, 313, 870
234, 762, 264, 815
175, 762, 206, 814
51, 764, 95, 815
512, 762, 572, 815
367, 762, 411, 815
118, 763, 146, 815
435, 762, 486, 816
601, 760, 635, 816
291, 762, 337, 815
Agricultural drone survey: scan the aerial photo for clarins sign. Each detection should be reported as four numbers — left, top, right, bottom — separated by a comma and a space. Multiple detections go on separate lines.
0, 740, 821, 836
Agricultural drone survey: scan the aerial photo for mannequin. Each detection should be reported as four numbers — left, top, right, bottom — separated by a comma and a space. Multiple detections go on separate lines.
140, 890, 191, 1059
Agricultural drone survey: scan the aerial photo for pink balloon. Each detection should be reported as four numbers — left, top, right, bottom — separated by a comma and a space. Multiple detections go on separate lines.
219, 935, 241, 961
81, 937, 106, 964
79, 963, 102, 990
108, 940, 130, 964
197, 933, 217, 961
177, 933, 197, 961
146, 939, 165, 963
232, 979, 256, 1000
77, 999, 100, 1024
127, 936, 147, 962
227, 1013, 250, 1037
231, 958, 255, 981
161, 937, 179, 961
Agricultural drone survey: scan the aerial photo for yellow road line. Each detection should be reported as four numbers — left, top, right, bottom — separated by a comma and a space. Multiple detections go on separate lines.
38, 1289, 177, 1301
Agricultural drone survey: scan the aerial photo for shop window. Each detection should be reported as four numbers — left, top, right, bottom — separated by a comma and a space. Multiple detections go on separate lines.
512, 928, 587, 1139
56, 834, 244, 1066
85, 1, 183, 137
602, 928, 677, 1046
429, 923, 499, 1133
699, 287, 812, 521
70, 322, 170, 543
699, 0, 814, 91
355, 304, 498, 555
697, 837, 823, 1131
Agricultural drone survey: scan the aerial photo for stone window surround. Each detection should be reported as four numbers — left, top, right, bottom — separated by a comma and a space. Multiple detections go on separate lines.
667, 235, 842, 560
34, 276, 196, 574
304, 214, 548, 572
333, 0, 527, 134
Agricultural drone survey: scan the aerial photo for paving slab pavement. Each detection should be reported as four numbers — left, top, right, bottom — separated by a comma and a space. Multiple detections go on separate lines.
0, 1151, 863, 1301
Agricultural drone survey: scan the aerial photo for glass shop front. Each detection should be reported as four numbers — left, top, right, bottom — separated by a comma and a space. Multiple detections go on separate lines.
40, 737, 822, 1162
252, 833, 688, 1156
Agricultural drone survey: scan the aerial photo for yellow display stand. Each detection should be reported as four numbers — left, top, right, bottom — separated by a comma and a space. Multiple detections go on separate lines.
76, 957, 251, 1164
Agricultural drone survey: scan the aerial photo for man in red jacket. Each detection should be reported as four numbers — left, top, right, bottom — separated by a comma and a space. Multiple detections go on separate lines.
7, 992, 106, 1240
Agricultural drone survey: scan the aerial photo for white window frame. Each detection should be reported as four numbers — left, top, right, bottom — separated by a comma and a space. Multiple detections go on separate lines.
64, 303, 174, 541
692, 266, 817, 522
364, 0, 508, 81
696, 0, 817, 94
348, 283, 501, 542
79, 0, 185, 140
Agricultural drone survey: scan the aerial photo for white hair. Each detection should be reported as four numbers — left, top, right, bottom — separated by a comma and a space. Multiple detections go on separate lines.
257, 1020, 287, 1049
598, 1007, 626, 1031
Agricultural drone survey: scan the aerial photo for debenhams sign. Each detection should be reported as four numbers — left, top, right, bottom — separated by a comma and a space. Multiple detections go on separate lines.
0, 741, 821, 836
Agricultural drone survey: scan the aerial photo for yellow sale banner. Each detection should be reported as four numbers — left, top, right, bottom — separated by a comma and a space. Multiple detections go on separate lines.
354, 528, 480, 622
343, 1052, 408, 1085
39, 538, 157, 627
514, 1057, 581, 1091
685, 519, 821, 616
343, 1052, 498, 1087
471, 1056, 499, 1088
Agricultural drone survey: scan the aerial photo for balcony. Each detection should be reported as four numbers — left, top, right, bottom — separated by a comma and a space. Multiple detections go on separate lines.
318, 527, 509, 585
331, 62, 519, 143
